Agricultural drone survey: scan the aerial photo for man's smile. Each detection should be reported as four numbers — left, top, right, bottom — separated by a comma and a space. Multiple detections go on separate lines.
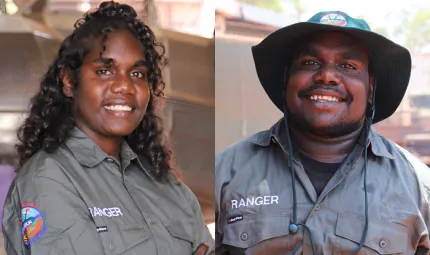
308, 95, 341, 102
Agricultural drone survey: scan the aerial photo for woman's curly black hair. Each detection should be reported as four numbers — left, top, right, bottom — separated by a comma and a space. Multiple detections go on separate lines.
15, 1, 175, 182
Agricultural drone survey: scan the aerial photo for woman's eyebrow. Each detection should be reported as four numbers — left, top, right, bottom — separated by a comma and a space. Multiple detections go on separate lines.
92, 57, 114, 65
133, 60, 150, 68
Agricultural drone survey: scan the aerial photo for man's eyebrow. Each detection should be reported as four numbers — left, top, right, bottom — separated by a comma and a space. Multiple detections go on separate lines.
295, 46, 319, 59
295, 46, 367, 62
133, 60, 150, 68
339, 50, 367, 62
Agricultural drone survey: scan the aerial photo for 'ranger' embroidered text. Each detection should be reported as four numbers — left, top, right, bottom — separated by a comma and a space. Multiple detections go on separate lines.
231, 195, 279, 209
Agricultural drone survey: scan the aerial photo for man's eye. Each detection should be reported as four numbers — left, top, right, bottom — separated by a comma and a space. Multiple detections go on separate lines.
303, 60, 318, 65
341, 63, 356, 69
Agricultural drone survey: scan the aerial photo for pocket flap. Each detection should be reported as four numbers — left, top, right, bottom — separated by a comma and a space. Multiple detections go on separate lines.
335, 213, 407, 254
222, 212, 290, 249
108, 224, 151, 254
164, 219, 195, 244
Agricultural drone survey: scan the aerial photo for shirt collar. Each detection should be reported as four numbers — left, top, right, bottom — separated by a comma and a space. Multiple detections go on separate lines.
64, 127, 106, 167
363, 129, 395, 160
249, 118, 394, 160
64, 127, 157, 179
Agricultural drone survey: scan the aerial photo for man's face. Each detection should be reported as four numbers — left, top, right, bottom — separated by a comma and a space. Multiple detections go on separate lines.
286, 31, 373, 138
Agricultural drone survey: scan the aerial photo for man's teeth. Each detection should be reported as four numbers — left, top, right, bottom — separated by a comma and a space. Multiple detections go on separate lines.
104, 105, 133, 111
309, 95, 340, 102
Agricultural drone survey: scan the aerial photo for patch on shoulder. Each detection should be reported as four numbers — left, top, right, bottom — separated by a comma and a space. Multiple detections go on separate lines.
20, 203, 46, 248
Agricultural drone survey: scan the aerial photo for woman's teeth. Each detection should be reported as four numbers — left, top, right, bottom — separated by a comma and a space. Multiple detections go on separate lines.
103, 105, 133, 111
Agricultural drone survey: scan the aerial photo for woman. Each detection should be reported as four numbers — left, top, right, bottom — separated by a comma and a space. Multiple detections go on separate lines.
2, 2, 214, 254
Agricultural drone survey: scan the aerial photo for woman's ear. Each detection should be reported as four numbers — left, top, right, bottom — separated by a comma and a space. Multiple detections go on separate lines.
60, 68, 74, 98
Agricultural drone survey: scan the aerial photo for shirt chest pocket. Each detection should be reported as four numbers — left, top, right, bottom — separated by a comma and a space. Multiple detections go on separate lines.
222, 212, 290, 251
162, 219, 196, 255
98, 223, 152, 255
335, 213, 409, 255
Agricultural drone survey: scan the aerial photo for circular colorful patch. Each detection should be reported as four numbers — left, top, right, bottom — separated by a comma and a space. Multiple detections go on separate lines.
21, 206, 46, 247
319, 13, 348, 27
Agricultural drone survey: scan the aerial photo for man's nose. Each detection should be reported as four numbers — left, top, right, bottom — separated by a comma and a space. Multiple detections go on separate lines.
314, 64, 341, 85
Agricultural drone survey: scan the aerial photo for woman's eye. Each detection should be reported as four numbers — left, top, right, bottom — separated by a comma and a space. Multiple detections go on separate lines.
131, 71, 145, 79
96, 69, 113, 76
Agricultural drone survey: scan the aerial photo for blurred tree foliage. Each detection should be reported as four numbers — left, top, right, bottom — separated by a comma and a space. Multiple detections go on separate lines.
402, 9, 430, 52
356, 15, 390, 38
359, 10, 430, 52
289, 0, 303, 21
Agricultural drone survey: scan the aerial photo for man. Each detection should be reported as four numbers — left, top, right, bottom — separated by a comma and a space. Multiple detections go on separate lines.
215, 11, 430, 255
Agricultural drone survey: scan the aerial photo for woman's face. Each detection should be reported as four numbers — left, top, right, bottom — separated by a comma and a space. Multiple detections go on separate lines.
64, 29, 151, 138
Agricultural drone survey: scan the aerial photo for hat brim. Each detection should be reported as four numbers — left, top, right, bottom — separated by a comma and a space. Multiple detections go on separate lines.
251, 22, 412, 124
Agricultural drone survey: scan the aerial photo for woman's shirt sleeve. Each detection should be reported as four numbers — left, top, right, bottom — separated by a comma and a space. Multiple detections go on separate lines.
2, 158, 105, 255
181, 184, 215, 255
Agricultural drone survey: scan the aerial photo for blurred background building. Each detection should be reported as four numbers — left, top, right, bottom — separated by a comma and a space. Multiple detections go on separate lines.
0, 0, 215, 252
215, 0, 430, 169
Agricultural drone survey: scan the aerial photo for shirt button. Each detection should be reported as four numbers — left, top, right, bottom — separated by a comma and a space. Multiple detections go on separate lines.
109, 242, 116, 251
106, 158, 114, 163
240, 232, 248, 241
315, 204, 321, 211
379, 239, 387, 248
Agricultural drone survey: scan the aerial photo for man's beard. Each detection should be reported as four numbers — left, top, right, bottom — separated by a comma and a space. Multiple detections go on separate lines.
286, 109, 363, 139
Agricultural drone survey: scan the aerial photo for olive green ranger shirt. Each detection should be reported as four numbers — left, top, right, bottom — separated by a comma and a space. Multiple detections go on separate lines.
215, 119, 430, 255
2, 127, 214, 255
